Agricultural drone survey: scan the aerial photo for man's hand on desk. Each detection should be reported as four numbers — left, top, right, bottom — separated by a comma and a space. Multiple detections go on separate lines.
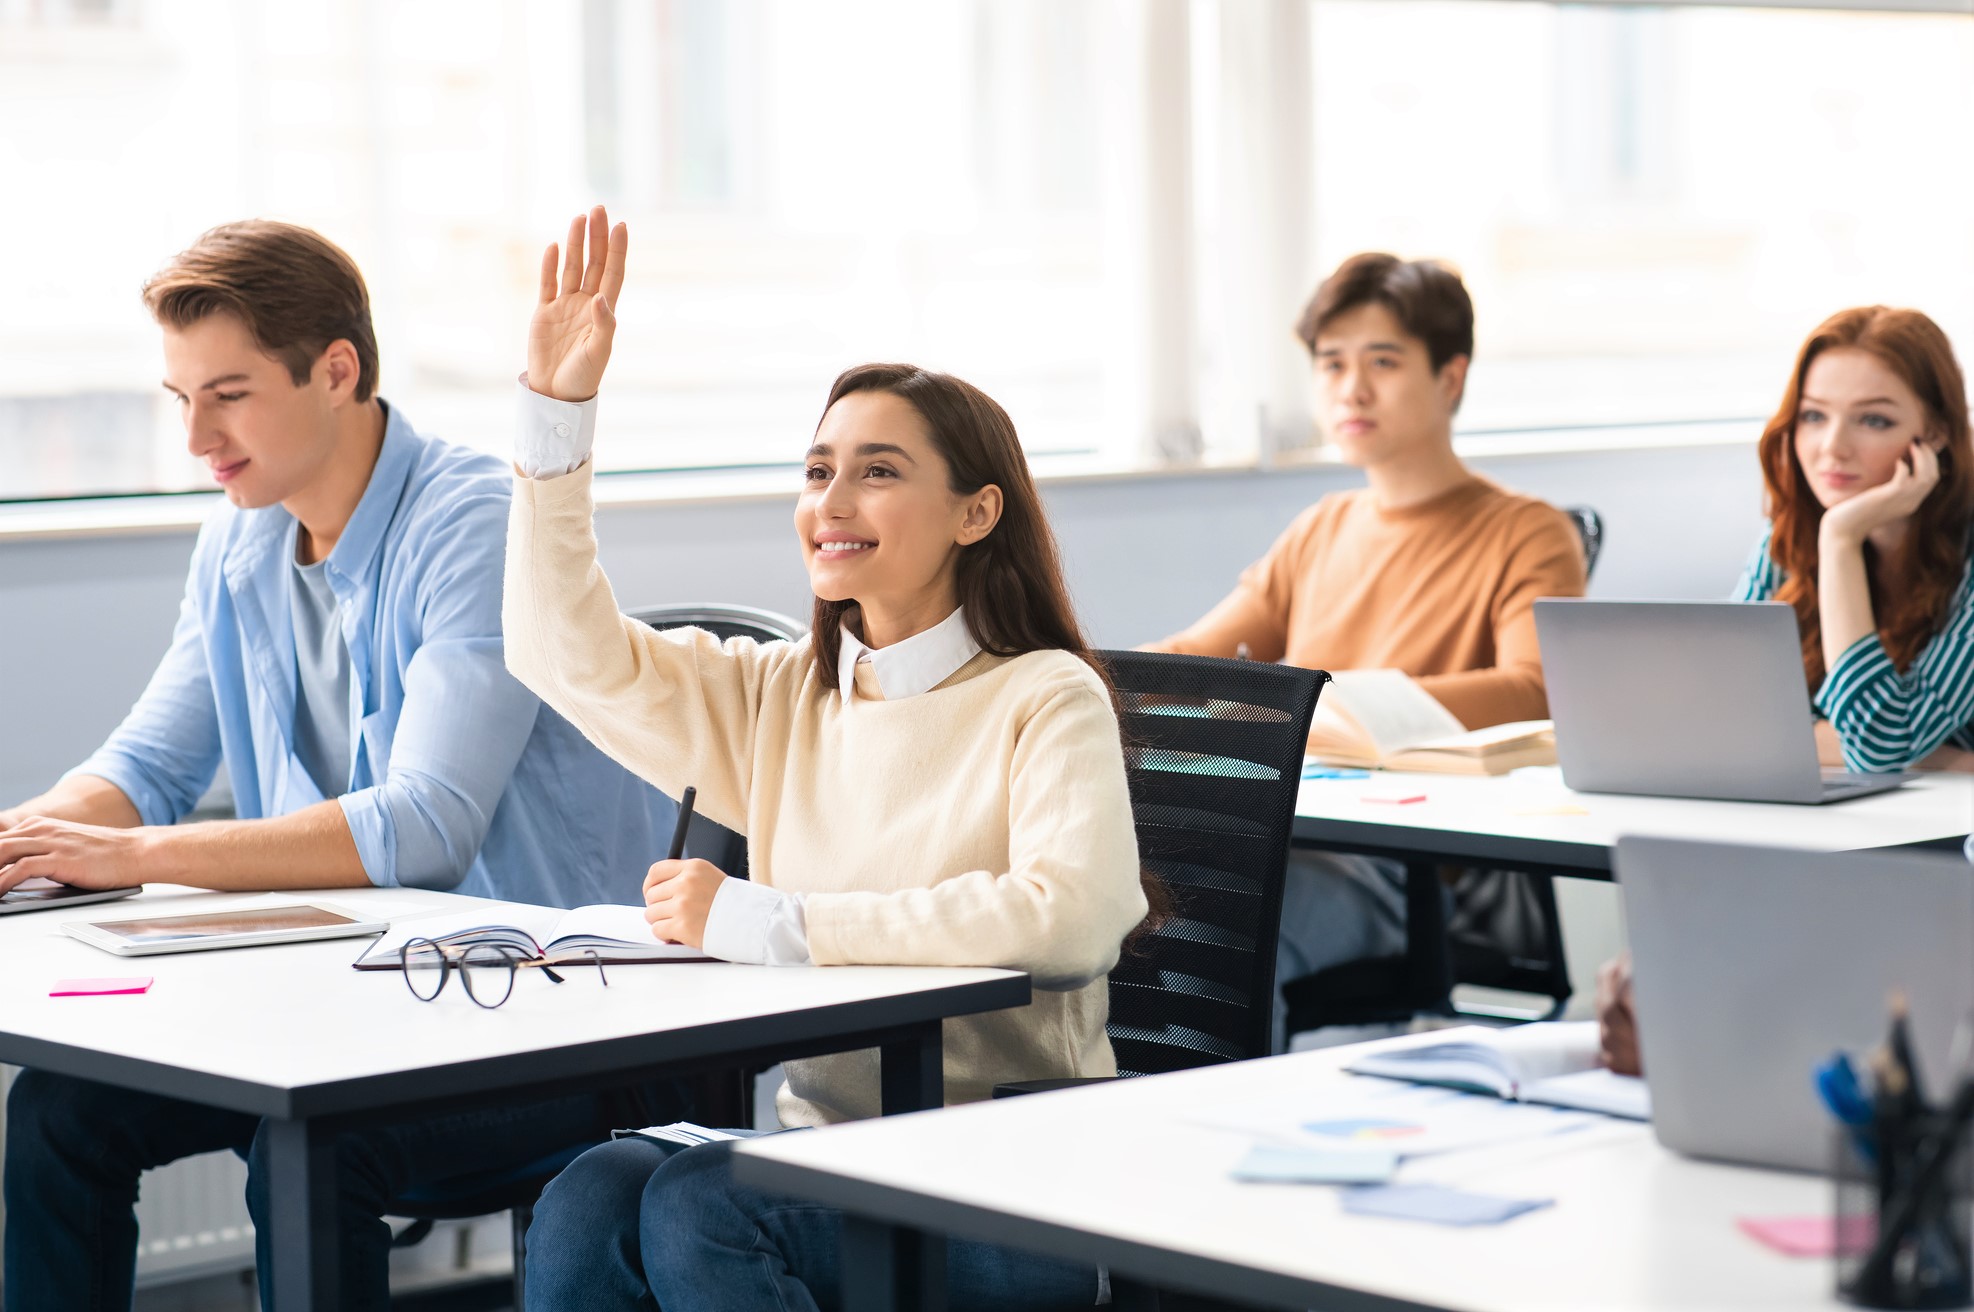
1595, 952, 1642, 1077
0, 816, 156, 896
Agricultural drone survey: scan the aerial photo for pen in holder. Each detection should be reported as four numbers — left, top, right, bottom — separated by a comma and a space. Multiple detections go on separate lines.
1827, 1001, 1974, 1312
1835, 1110, 1974, 1309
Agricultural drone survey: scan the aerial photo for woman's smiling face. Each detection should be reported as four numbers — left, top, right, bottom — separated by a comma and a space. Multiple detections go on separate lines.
794, 389, 978, 621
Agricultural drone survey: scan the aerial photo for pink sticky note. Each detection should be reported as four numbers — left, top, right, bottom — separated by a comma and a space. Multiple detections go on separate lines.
1361, 792, 1427, 806
1737, 1214, 1875, 1258
50, 977, 153, 997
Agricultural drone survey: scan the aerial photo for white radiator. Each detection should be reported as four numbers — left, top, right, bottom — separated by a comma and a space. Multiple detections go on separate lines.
0, 1066, 256, 1288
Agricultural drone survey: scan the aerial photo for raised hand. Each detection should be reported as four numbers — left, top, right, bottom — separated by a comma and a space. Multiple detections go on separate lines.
1820, 438, 1943, 550
528, 205, 628, 403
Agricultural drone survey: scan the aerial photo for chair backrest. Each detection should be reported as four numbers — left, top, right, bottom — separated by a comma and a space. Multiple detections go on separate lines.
1564, 506, 1604, 581
1099, 651, 1328, 1076
626, 603, 808, 877
627, 602, 809, 645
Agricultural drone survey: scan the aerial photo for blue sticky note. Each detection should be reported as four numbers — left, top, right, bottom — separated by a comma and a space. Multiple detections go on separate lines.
1231, 1144, 1398, 1185
1301, 765, 1371, 781
1340, 1183, 1553, 1227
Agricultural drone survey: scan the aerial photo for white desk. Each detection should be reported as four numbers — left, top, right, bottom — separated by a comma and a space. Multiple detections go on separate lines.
735, 1032, 1842, 1312
0, 885, 1028, 1311
1293, 767, 1974, 879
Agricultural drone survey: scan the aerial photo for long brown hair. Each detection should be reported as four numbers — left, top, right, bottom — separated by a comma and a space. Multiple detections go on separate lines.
808, 363, 1168, 931
1757, 307, 1974, 689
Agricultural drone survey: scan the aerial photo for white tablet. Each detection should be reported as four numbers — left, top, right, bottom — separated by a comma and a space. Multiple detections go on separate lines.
0, 879, 141, 916
62, 901, 388, 957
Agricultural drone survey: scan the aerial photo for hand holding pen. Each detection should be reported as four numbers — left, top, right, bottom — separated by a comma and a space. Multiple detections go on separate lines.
643, 787, 729, 950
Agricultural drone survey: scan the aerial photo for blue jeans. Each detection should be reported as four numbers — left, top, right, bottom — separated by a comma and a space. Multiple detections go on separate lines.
526, 1135, 1101, 1311
2, 1068, 683, 1312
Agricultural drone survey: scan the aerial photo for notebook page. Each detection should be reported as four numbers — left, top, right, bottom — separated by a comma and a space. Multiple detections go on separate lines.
353, 906, 561, 965
1325, 670, 1466, 758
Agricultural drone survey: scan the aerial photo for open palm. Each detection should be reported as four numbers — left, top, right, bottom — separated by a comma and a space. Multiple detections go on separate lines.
528, 205, 628, 403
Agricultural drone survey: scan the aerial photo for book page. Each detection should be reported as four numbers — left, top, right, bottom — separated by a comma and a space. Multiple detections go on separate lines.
1323, 670, 1466, 759
548, 903, 665, 947
1406, 720, 1554, 756
353, 905, 560, 966
1345, 1022, 1601, 1098
1521, 1068, 1652, 1121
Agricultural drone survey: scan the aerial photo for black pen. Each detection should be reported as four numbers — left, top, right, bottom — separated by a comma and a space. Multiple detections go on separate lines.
666, 786, 697, 862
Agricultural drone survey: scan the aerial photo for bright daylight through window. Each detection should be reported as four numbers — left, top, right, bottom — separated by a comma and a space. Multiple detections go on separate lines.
1, 0, 1968, 502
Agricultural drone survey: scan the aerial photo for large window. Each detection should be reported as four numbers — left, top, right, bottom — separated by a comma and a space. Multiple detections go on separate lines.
0, 0, 1110, 500
1298, 2, 1974, 440
2, 0, 1969, 502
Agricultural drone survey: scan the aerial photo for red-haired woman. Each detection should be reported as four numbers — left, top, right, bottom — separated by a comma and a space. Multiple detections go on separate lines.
1735, 305, 1974, 774
1599, 307, 1974, 1080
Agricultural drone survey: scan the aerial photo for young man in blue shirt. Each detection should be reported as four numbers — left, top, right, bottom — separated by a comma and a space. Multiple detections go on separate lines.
0, 221, 689, 1311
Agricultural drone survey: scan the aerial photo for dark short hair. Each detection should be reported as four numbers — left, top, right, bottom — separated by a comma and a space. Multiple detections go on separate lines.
1293, 252, 1474, 374
142, 220, 379, 402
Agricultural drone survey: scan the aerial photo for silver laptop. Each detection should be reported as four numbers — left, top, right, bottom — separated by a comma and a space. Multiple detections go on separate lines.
1617, 835, 1974, 1172
1535, 599, 1909, 803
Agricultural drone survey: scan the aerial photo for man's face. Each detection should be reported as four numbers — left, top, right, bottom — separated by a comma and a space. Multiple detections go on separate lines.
161, 313, 339, 510
1311, 301, 1465, 469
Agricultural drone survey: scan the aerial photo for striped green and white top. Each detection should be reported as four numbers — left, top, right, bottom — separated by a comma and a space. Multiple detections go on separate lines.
1735, 525, 1974, 773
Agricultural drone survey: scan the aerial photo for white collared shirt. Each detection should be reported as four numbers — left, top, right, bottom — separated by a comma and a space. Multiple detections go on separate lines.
837, 605, 983, 703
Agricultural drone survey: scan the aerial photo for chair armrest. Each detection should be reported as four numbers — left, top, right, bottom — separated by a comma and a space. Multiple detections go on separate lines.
991, 1076, 1120, 1099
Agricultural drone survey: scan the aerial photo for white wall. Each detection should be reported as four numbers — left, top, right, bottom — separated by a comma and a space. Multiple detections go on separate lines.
0, 439, 1762, 805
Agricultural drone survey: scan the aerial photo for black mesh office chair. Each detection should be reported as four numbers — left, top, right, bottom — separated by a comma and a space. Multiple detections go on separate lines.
1280, 506, 1605, 1040
387, 603, 806, 1311
997, 653, 1325, 1312
999, 651, 1327, 1083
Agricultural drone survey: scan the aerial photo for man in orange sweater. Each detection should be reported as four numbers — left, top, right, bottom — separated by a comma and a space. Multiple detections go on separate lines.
1152, 253, 1587, 1047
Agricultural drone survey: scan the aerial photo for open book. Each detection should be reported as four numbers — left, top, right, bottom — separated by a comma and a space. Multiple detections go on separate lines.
352, 904, 712, 970
1306, 669, 1556, 775
1345, 1022, 1651, 1121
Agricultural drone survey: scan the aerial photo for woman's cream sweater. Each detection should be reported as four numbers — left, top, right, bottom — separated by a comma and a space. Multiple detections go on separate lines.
503, 465, 1147, 1125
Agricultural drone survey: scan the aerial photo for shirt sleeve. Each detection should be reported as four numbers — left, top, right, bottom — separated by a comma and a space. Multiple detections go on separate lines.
337, 489, 544, 889
65, 562, 225, 826
1815, 572, 1974, 773
701, 879, 813, 966
503, 391, 796, 837
1148, 507, 1317, 660
1732, 526, 1781, 602
801, 675, 1147, 992
514, 377, 597, 479
1415, 504, 1588, 729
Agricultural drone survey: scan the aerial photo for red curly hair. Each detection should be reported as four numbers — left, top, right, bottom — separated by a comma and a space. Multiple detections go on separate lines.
1757, 306, 1974, 690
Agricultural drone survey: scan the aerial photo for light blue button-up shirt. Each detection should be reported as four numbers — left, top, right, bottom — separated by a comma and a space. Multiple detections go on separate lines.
70, 401, 676, 908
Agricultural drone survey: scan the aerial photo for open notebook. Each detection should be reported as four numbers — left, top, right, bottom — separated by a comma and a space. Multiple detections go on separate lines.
1345, 1022, 1650, 1121
1306, 670, 1556, 775
352, 904, 712, 970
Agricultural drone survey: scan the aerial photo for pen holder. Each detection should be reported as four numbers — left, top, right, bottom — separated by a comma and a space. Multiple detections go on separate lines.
1835, 1116, 1974, 1310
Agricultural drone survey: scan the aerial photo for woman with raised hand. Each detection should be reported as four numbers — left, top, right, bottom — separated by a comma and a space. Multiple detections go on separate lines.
508, 205, 1149, 1310
1735, 305, 1974, 774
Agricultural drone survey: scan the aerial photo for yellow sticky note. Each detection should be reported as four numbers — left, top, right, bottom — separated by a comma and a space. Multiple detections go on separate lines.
1510, 803, 1589, 817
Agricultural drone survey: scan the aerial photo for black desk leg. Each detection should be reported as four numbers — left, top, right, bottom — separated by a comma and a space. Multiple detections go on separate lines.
842, 1214, 949, 1312
863, 1020, 945, 1306
879, 1019, 943, 1115
263, 1117, 340, 1310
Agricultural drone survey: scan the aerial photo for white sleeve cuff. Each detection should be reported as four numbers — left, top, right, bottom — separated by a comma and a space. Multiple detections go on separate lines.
514, 376, 597, 479
701, 878, 813, 966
